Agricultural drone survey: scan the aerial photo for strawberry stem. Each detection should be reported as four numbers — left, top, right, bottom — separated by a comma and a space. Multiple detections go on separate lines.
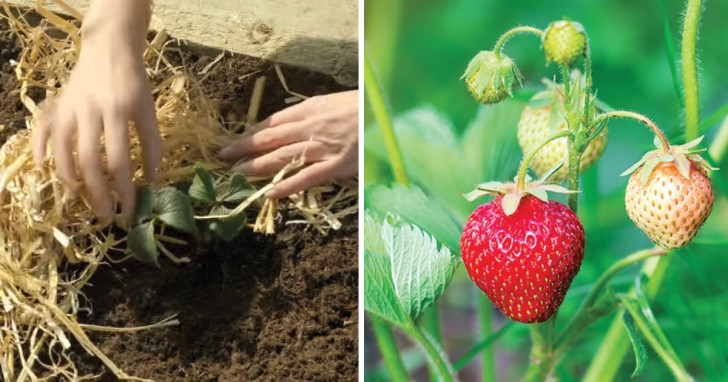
493, 26, 543, 59
682, 0, 702, 141
595, 111, 671, 152
371, 317, 410, 382
516, 130, 572, 192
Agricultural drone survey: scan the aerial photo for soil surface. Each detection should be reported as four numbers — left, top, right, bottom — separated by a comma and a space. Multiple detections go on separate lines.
0, 18, 358, 382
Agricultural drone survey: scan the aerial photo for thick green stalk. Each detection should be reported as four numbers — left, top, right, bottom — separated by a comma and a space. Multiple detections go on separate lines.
364, 52, 409, 186
477, 296, 496, 382
566, 138, 581, 212
523, 322, 556, 382
371, 317, 409, 382
410, 326, 456, 382
493, 26, 543, 58
682, 0, 702, 141
421, 308, 445, 382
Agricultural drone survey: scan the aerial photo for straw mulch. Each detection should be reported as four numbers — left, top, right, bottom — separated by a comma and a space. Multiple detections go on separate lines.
0, 2, 356, 381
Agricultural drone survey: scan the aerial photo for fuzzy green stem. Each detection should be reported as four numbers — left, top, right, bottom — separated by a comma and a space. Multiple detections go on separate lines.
561, 64, 572, 100
477, 296, 496, 382
493, 26, 543, 58
516, 130, 572, 192
566, 138, 581, 211
371, 317, 409, 382
682, 0, 702, 141
523, 322, 556, 382
421, 308, 444, 381
410, 326, 456, 382
595, 111, 671, 152
583, 46, 594, 122
364, 52, 409, 186
555, 248, 667, 352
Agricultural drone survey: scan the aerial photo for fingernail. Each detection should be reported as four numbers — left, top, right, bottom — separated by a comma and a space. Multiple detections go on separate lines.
218, 146, 233, 159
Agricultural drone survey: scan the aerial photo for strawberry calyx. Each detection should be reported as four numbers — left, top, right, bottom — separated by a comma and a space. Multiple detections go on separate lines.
463, 169, 577, 216
461, 50, 523, 104
620, 135, 718, 186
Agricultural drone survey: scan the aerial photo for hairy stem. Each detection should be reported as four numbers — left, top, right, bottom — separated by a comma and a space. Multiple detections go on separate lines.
421, 308, 444, 381
523, 322, 556, 382
516, 131, 572, 191
595, 111, 671, 151
371, 317, 409, 382
566, 137, 581, 211
682, 0, 702, 141
364, 52, 409, 186
493, 26, 543, 58
410, 326, 456, 382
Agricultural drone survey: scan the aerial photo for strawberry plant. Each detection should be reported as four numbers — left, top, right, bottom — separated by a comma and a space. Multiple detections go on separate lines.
365, 0, 727, 380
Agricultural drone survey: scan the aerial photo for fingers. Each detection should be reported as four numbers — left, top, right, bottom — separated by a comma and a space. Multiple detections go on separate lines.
104, 113, 135, 221
51, 110, 80, 190
134, 95, 162, 184
266, 160, 340, 199
77, 109, 113, 221
33, 105, 54, 167
219, 122, 306, 160
255, 98, 310, 129
232, 140, 325, 177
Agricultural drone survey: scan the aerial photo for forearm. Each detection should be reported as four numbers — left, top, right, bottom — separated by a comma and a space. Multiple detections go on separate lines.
81, 0, 152, 54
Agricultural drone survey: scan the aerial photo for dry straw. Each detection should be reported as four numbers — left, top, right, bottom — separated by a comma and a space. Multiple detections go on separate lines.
0, 1, 356, 380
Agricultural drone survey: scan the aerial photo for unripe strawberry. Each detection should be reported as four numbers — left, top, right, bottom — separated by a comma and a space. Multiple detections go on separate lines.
460, 179, 584, 324
461, 50, 522, 104
517, 90, 608, 181
623, 137, 715, 249
543, 20, 587, 67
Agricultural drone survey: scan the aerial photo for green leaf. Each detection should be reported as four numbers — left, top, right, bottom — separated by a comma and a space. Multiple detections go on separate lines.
365, 183, 462, 254
364, 214, 412, 329
135, 186, 156, 224
365, 212, 458, 322
189, 164, 216, 203
220, 173, 254, 202
621, 309, 648, 377
128, 222, 159, 266
155, 188, 197, 234
209, 205, 247, 242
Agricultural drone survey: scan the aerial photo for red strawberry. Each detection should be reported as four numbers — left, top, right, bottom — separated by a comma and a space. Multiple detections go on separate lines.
622, 137, 715, 249
460, 194, 585, 323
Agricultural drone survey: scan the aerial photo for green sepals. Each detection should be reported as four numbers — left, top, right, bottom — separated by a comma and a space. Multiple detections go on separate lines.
462, 50, 522, 104
501, 192, 523, 215
622, 134, 718, 184
543, 20, 587, 67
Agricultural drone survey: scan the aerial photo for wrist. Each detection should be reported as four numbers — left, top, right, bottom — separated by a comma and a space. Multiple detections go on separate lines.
81, 0, 151, 55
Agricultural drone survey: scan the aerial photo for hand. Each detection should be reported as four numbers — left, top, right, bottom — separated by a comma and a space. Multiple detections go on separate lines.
33, 0, 160, 223
219, 90, 358, 198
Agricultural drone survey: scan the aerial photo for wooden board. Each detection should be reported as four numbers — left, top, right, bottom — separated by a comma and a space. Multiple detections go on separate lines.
6, 0, 358, 86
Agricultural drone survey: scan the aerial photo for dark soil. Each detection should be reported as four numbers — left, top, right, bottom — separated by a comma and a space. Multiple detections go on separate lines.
0, 17, 358, 382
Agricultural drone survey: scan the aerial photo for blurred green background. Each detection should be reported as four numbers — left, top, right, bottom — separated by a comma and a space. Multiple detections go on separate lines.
364, 0, 728, 381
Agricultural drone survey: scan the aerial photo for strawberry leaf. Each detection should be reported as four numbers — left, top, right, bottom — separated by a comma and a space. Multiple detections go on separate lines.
189, 164, 216, 203
208, 205, 247, 242
501, 193, 523, 216
155, 188, 197, 234
127, 222, 159, 267
621, 309, 648, 377
640, 158, 660, 187
135, 186, 156, 225
220, 173, 254, 203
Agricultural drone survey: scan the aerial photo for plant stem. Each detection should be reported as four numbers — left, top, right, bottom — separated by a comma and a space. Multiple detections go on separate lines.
566, 138, 581, 211
582, 255, 673, 382
410, 326, 456, 382
493, 26, 543, 58
421, 308, 444, 381
454, 322, 515, 372
561, 64, 572, 98
516, 131, 572, 191
682, 0, 702, 141
371, 317, 409, 382
555, 248, 667, 351
595, 111, 671, 152
583, 46, 594, 123
523, 322, 556, 382
364, 52, 409, 186
477, 296, 496, 382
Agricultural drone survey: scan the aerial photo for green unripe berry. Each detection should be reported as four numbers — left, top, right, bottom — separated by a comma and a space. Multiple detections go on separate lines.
461, 51, 522, 104
543, 20, 587, 67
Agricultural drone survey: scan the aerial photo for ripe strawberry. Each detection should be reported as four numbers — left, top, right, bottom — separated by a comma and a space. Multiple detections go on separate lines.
623, 137, 715, 249
462, 50, 522, 104
460, 183, 585, 323
517, 90, 608, 181
543, 20, 587, 67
